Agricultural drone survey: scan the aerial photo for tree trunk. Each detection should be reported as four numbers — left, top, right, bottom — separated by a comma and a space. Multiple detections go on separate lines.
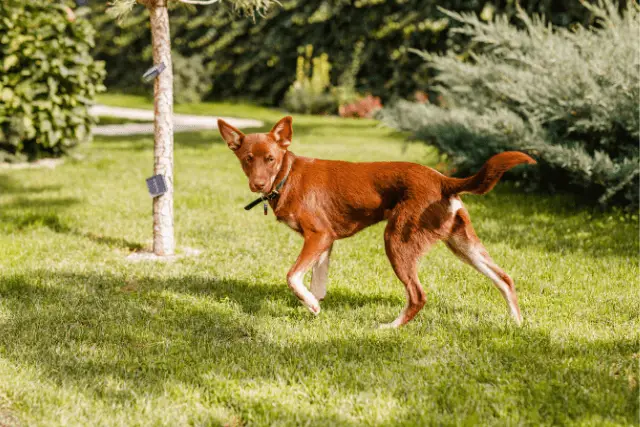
149, 3, 175, 256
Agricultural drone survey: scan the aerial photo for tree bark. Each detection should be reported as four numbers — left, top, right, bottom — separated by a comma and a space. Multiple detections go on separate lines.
149, 3, 175, 256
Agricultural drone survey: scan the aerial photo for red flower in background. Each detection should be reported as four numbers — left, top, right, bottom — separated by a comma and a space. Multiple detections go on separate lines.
339, 95, 383, 119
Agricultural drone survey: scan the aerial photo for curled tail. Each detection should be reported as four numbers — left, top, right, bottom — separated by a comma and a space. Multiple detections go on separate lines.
442, 151, 536, 195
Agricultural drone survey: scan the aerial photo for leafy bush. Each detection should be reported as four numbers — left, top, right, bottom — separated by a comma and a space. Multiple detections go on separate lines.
381, 1, 639, 208
90, 1, 599, 105
0, 1, 105, 162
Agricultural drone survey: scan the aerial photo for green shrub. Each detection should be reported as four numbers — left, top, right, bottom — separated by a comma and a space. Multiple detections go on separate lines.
172, 52, 211, 104
381, 1, 639, 208
90, 1, 598, 105
283, 46, 336, 115
0, 1, 105, 162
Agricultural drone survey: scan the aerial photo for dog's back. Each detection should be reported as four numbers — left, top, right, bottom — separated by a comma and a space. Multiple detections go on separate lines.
272, 152, 535, 239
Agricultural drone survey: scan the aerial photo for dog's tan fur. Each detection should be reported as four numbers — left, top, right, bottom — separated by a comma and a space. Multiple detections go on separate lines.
218, 116, 536, 327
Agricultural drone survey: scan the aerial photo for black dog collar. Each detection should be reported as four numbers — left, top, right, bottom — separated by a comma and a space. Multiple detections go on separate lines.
244, 167, 290, 214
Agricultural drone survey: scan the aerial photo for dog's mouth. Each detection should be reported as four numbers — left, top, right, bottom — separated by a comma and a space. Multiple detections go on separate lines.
249, 177, 276, 194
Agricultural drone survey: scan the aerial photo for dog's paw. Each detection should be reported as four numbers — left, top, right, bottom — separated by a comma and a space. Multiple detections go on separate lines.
377, 320, 401, 329
307, 303, 321, 316
513, 314, 523, 326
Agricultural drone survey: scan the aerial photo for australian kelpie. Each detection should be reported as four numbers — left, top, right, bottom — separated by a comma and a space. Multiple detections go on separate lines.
218, 116, 535, 327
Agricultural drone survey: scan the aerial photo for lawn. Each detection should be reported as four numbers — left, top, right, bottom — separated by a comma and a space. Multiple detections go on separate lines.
0, 95, 638, 426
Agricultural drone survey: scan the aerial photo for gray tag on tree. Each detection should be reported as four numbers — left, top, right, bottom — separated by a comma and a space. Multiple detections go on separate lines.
146, 175, 168, 197
142, 62, 166, 82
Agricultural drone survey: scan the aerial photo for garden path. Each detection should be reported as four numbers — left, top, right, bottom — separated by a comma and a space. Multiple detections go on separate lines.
91, 104, 263, 136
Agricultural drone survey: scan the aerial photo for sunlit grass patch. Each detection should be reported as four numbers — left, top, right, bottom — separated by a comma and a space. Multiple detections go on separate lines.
0, 96, 637, 426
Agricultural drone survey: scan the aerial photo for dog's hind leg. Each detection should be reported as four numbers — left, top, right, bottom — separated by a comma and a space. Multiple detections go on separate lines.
445, 208, 522, 325
380, 210, 433, 328
310, 244, 332, 301
287, 233, 334, 315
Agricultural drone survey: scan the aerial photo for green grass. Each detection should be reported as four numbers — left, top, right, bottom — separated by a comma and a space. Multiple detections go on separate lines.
0, 95, 638, 426
97, 116, 151, 125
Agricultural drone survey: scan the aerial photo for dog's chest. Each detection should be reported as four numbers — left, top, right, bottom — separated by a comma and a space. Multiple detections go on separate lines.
276, 212, 302, 232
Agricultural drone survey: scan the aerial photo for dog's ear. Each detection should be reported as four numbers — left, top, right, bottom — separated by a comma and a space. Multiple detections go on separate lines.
218, 119, 245, 151
270, 116, 293, 149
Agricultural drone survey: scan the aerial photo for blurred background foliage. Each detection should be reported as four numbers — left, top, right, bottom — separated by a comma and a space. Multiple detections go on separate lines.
88, 0, 601, 105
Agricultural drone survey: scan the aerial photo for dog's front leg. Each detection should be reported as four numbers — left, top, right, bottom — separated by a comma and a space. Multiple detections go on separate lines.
310, 244, 332, 301
287, 233, 334, 315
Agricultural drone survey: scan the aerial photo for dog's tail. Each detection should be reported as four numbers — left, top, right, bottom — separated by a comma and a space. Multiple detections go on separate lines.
441, 151, 536, 196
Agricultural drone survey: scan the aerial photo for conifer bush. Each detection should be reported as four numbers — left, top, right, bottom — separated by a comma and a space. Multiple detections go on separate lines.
381, 1, 639, 208
0, 1, 105, 162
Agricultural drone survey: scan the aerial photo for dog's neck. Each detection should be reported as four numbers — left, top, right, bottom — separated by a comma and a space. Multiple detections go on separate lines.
268, 150, 296, 194
264, 151, 297, 213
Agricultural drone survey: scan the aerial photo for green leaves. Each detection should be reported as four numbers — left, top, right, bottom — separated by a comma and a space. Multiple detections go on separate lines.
3, 54, 18, 71
106, 0, 138, 24
0, 88, 14, 103
0, 1, 105, 161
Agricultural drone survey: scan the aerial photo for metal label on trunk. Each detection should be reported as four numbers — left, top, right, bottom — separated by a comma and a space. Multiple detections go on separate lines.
146, 175, 168, 197
142, 62, 166, 82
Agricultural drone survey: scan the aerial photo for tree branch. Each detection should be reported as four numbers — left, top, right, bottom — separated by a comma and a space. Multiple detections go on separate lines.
177, 0, 220, 4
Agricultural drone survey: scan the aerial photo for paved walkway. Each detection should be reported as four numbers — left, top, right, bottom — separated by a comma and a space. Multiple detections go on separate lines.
91, 105, 263, 136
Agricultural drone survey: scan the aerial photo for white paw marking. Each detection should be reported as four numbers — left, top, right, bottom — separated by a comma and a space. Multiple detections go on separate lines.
308, 303, 321, 315
289, 271, 321, 315
468, 248, 521, 323
378, 322, 401, 329
379, 306, 408, 329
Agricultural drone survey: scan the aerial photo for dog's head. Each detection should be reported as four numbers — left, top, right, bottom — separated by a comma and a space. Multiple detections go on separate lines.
218, 116, 292, 194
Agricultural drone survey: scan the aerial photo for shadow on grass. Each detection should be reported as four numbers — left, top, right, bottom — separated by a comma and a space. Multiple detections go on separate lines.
0, 186, 144, 252
0, 184, 81, 234
0, 270, 636, 425
1, 210, 144, 252
461, 185, 638, 259
0, 175, 61, 195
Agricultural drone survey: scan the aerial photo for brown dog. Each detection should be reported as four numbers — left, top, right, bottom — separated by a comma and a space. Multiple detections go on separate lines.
218, 116, 536, 327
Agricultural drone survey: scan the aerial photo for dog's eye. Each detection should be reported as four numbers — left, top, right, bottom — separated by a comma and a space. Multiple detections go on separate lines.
245, 155, 253, 163
266, 156, 275, 163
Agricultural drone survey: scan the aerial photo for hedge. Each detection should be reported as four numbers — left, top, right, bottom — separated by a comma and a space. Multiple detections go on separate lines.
0, 1, 105, 162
